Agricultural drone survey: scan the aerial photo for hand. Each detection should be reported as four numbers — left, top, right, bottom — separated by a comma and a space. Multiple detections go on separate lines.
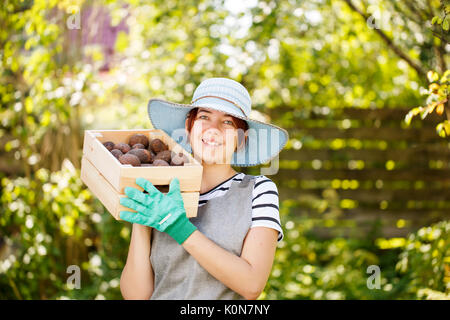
119, 177, 197, 245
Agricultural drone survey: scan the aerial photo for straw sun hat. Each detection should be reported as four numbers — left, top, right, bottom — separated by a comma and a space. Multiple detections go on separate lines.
147, 77, 289, 167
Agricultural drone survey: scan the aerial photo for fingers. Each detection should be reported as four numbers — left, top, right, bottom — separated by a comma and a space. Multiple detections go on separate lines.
119, 210, 149, 225
120, 197, 151, 213
167, 177, 181, 197
136, 177, 160, 195
124, 186, 152, 205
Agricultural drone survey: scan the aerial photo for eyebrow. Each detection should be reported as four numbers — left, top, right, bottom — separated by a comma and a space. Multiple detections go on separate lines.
198, 109, 233, 119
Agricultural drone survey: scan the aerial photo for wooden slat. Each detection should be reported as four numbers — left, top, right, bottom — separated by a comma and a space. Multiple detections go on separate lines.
120, 165, 202, 193
288, 207, 450, 220
81, 156, 118, 216
290, 127, 446, 142
276, 168, 450, 181
341, 209, 450, 222
310, 226, 416, 239
286, 213, 447, 239
341, 108, 445, 123
268, 106, 446, 123
82, 130, 122, 189
282, 118, 439, 129
281, 147, 450, 162
278, 187, 450, 202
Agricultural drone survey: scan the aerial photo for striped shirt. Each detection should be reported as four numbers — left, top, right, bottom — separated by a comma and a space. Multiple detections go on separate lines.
198, 173, 284, 242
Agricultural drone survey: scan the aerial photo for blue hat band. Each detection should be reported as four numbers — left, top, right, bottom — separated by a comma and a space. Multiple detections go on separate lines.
191, 95, 248, 117
191, 96, 247, 119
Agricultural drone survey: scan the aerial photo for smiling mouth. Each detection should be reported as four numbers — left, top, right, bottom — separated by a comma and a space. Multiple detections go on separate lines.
202, 138, 223, 147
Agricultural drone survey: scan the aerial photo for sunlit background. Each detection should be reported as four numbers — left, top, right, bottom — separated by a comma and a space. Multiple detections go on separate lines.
1, 0, 449, 300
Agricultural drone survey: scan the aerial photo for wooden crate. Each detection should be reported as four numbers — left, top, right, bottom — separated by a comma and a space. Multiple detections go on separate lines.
82, 129, 202, 193
80, 129, 202, 219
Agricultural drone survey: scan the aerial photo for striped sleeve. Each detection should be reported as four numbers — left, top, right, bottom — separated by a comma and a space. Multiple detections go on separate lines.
250, 175, 284, 242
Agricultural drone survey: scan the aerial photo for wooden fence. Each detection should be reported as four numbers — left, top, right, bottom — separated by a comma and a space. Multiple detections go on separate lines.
255, 106, 450, 239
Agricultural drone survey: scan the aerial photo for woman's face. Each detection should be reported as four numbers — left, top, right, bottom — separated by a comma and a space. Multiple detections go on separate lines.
186, 108, 239, 165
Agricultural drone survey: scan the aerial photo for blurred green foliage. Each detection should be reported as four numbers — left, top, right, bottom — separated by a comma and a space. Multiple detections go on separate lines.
0, 0, 102, 174
395, 220, 450, 299
0, 160, 130, 299
262, 212, 449, 300
1, 0, 449, 300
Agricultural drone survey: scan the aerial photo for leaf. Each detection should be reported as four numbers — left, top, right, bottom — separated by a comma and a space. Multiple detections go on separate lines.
429, 83, 440, 93
404, 112, 413, 126
441, 70, 450, 83
436, 121, 450, 138
443, 18, 449, 31
420, 107, 430, 120
427, 103, 437, 114
427, 71, 439, 82
404, 107, 422, 126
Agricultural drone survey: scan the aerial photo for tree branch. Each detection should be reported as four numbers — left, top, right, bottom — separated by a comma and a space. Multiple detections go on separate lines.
342, 0, 427, 80
434, 45, 447, 73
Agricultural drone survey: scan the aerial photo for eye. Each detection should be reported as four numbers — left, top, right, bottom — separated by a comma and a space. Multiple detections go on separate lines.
224, 120, 234, 126
198, 115, 208, 120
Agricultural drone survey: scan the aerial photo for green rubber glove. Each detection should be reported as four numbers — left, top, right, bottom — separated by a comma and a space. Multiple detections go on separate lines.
119, 177, 197, 245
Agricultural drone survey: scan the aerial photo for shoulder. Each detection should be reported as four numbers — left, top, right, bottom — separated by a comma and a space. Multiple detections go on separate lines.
251, 175, 279, 206
252, 175, 279, 196
249, 175, 283, 242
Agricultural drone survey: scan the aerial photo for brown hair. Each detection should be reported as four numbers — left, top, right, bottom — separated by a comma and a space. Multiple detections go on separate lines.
186, 108, 249, 151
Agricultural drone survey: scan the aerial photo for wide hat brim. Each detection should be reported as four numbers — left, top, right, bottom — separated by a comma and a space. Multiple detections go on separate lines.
147, 98, 289, 167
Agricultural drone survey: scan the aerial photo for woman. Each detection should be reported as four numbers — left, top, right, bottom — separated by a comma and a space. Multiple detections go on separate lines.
119, 77, 289, 300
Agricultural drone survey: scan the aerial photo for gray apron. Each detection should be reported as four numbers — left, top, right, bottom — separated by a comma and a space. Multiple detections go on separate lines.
149, 174, 256, 300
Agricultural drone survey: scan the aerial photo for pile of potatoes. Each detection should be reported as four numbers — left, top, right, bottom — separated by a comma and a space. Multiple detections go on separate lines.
102, 134, 189, 167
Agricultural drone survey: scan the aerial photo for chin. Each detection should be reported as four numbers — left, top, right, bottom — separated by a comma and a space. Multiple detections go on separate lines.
198, 155, 229, 165
191, 150, 231, 165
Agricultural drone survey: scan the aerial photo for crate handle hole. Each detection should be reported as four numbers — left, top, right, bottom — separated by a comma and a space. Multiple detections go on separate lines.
142, 185, 170, 194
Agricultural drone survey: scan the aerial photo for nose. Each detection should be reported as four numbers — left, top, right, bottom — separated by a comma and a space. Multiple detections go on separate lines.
198, 119, 235, 144
202, 128, 221, 142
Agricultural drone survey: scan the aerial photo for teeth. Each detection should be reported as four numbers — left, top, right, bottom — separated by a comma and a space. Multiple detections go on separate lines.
202, 138, 221, 146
